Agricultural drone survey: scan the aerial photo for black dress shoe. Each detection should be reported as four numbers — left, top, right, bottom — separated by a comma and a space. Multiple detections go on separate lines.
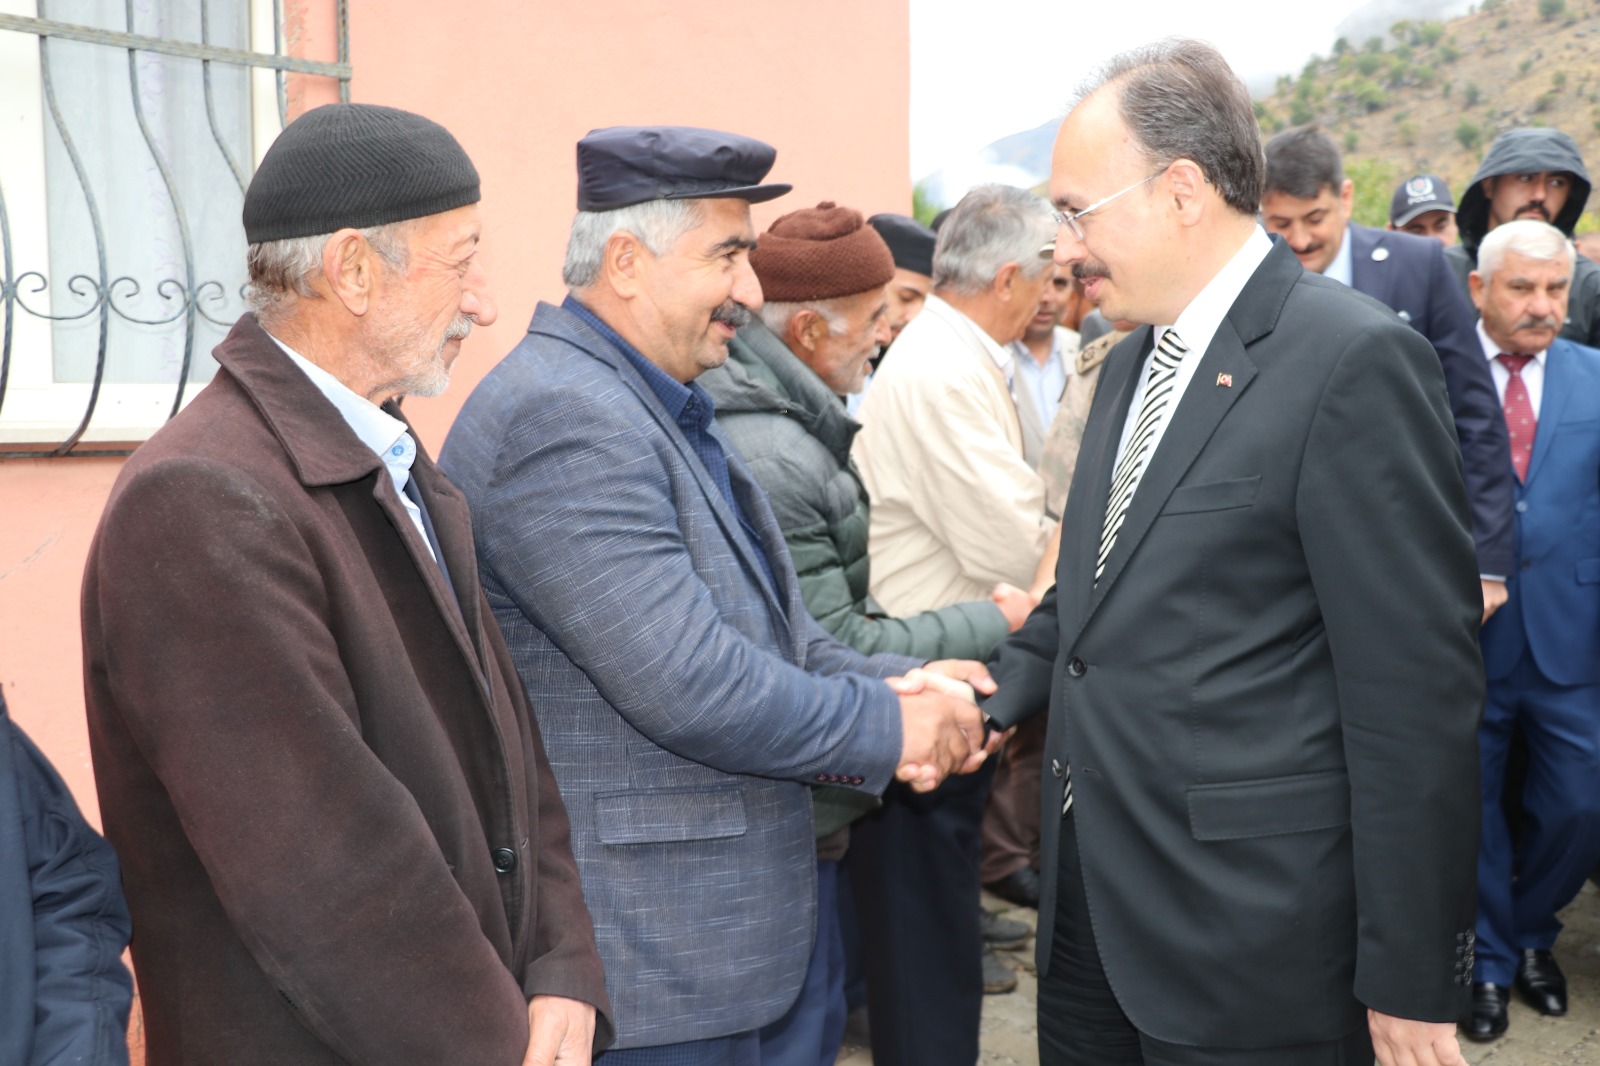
981, 946, 1018, 995
1460, 982, 1509, 1042
1516, 948, 1568, 1016
979, 908, 1030, 950
985, 866, 1041, 909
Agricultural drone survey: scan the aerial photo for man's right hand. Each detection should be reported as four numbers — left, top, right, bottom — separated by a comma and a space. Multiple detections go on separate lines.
992, 581, 1040, 632
891, 676, 985, 792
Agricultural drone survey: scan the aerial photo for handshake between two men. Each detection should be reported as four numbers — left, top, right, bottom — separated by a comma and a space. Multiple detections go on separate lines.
889, 660, 1007, 792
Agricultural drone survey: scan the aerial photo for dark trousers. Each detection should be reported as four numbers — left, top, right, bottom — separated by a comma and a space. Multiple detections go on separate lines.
844, 760, 993, 1066
758, 860, 848, 1066
1475, 651, 1600, 984
1038, 812, 1374, 1066
981, 714, 1047, 884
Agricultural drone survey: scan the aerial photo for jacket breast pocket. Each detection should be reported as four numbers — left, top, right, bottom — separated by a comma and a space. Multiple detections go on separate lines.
1160, 475, 1261, 517
594, 786, 749, 845
1187, 769, 1350, 841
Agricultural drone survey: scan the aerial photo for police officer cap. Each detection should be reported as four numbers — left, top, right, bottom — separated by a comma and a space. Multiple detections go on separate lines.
576, 126, 792, 212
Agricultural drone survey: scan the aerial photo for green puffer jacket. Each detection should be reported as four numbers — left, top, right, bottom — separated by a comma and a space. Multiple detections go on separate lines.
702, 321, 1009, 837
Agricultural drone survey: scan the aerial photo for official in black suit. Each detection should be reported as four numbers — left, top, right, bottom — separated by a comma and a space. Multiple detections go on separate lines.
1261, 125, 1517, 615
983, 40, 1484, 1066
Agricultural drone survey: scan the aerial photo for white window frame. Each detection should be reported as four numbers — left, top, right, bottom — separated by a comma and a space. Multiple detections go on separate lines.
0, 0, 345, 449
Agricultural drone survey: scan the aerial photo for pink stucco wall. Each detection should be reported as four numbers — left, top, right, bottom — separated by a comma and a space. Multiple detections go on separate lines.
1, 0, 911, 820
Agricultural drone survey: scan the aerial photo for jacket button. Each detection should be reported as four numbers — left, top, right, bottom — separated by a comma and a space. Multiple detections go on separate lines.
1515, 501, 1528, 513
491, 847, 518, 873
1051, 759, 1064, 778
1066, 657, 1087, 678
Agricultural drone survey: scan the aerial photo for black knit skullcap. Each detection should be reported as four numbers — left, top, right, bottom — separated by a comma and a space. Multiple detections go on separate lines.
868, 213, 936, 277
243, 103, 480, 243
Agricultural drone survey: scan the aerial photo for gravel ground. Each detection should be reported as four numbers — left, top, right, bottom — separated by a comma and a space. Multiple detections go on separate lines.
837, 881, 1600, 1065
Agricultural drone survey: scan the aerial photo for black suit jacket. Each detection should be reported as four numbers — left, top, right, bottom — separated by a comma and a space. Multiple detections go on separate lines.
984, 240, 1484, 1048
1349, 224, 1515, 577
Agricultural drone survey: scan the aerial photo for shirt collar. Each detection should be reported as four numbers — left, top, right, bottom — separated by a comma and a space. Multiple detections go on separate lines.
265, 332, 412, 470
563, 293, 714, 426
1158, 225, 1274, 358
1322, 225, 1355, 287
924, 293, 1016, 378
1476, 319, 1550, 366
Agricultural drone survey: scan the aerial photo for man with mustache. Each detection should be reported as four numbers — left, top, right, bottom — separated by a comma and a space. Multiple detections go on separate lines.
441, 126, 993, 1066
1445, 128, 1600, 347
1260, 125, 1516, 621
1461, 219, 1600, 1043
82, 104, 615, 1064
985, 39, 1483, 1065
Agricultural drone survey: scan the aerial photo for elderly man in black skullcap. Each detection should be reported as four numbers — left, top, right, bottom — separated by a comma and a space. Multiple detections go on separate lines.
441, 126, 997, 1066
82, 103, 613, 1066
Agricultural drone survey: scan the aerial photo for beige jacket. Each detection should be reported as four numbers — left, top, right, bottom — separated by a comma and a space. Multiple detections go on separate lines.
1037, 328, 1129, 519
853, 295, 1054, 614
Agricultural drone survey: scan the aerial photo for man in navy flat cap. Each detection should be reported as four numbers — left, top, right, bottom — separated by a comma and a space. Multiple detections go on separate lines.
442, 126, 999, 1066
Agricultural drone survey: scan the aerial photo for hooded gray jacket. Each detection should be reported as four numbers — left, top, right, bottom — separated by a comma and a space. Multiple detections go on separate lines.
1445, 127, 1600, 346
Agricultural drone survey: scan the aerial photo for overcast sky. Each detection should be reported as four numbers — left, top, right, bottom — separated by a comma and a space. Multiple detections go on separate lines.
909, 0, 1374, 186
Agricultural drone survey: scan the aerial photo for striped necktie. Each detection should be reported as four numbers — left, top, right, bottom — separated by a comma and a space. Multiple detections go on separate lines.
1096, 328, 1189, 582
1064, 329, 1187, 817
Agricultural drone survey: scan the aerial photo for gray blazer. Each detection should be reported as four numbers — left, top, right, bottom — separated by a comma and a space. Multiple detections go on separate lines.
441, 301, 917, 1048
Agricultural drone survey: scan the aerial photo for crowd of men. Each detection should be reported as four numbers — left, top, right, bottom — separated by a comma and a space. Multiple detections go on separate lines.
8, 30, 1600, 1066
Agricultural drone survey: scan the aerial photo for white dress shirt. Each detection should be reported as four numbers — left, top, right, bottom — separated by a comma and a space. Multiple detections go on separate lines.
1011, 325, 1079, 429
1477, 320, 1547, 418
268, 334, 437, 560
1321, 225, 1355, 286
1111, 226, 1274, 469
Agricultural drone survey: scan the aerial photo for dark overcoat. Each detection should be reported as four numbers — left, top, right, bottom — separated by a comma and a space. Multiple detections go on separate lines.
81, 314, 611, 1065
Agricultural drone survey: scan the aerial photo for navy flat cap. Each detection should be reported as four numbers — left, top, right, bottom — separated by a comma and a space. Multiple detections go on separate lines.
576, 125, 792, 212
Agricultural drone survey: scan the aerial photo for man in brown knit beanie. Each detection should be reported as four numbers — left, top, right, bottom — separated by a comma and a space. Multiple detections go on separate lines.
701, 201, 1037, 1066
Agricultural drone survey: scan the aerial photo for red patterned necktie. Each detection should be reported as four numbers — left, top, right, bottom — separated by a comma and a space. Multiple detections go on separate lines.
1497, 353, 1537, 481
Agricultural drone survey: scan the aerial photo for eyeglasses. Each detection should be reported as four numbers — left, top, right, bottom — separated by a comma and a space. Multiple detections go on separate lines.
1052, 171, 1164, 241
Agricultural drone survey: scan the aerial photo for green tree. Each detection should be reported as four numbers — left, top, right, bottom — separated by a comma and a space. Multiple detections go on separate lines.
1539, 0, 1566, 20
1418, 21, 1446, 45
1457, 119, 1484, 151
1346, 157, 1399, 227
1465, 82, 1483, 106
912, 181, 942, 227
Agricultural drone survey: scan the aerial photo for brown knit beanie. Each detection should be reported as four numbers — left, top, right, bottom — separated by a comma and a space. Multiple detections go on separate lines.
750, 202, 896, 302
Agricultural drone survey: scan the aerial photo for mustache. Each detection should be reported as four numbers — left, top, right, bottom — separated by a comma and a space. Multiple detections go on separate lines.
711, 300, 752, 329
1516, 203, 1552, 221
443, 315, 474, 342
1071, 261, 1111, 281
1513, 314, 1562, 332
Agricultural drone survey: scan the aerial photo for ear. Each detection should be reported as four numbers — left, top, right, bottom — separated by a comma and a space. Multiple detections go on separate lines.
602, 231, 647, 299
1338, 179, 1355, 215
1468, 271, 1486, 312
993, 261, 1022, 297
321, 229, 383, 316
787, 309, 829, 354
1166, 159, 1207, 225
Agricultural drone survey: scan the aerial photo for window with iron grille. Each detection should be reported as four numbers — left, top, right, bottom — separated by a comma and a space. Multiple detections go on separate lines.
0, 0, 349, 456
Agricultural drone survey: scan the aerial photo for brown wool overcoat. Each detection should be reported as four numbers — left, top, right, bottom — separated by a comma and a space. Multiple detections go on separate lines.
81, 314, 612, 1065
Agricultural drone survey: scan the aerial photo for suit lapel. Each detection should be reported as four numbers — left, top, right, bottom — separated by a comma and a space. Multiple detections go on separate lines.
543, 307, 793, 632
1087, 321, 1258, 611
1525, 340, 1571, 488
1348, 226, 1392, 305
1057, 326, 1151, 641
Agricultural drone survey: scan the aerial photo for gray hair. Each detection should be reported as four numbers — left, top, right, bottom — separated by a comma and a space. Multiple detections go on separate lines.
1075, 37, 1264, 216
245, 222, 411, 325
1478, 219, 1576, 283
561, 199, 705, 288
931, 184, 1056, 295
759, 299, 848, 341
